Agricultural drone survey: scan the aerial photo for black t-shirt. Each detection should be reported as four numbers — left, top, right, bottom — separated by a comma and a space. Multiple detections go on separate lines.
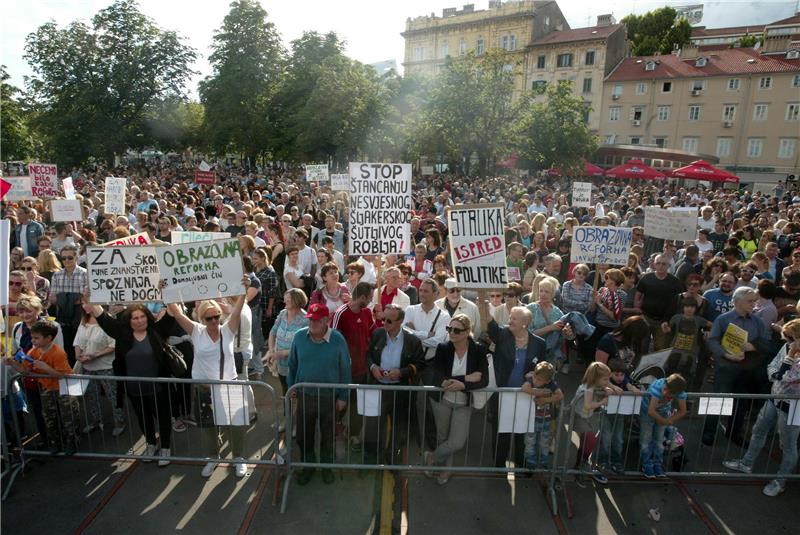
636, 272, 683, 320
596, 334, 619, 361
708, 232, 729, 253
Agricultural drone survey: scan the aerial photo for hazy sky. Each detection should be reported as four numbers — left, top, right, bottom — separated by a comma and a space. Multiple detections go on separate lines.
2, 0, 797, 97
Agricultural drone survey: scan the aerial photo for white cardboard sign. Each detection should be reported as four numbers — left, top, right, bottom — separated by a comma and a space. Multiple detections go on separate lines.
87, 245, 161, 303
157, 238, 245, 304
62, 177, 76, 200
448, 203, 508, 289
104, 177, 127, 215
306, 164, 329, 183
2, 176, 35, 201
50, 199, 84, 222
330, 174, 350, 192
498, 392, 537, 433
644, 207, 698, 242
170, 231, 230, 244
349, 162, 412, 255
570, 226, 632, 266
29, 163, 59, 198
571, 181, 592, 208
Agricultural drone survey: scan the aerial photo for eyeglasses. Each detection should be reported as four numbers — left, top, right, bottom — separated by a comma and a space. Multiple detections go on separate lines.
447, 288, 461, 294
204, 315, 221, 323
503, 293, 516, 298
62, 256, 75, 260
446, 326, 466, 334
9, 281, 23, 287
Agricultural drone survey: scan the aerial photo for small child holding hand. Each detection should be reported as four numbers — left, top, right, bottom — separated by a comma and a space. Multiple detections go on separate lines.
521, 362, 564, 469
639, 373, 688, 478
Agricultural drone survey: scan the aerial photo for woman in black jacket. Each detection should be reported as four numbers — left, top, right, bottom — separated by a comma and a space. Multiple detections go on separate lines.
424, 313, 489, 485
488, 306, 547, 468
83, 300, 177, 466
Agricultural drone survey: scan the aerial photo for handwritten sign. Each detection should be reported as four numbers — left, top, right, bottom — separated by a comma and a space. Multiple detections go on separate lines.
170, 231, 230, 244
349, 162, 412, 255
102, 232, 152, 247
1, 176, 35, 201
50, 199, 84, 222
195, 160, 216, 184
157, 238, 245, 303
330, 174, 350, 192
87, 246, 161, 303
572, 181, 592, 208
212, 384, 251, 426
104, 177, 127, 215
29, 163, 59, 198
570, 226, 632, 266
306, 164, 329, 183
721, 323, 748, 355
421, 166, 434, 176
62, 177, 76, 200
447, 204, 508, 289
644, 207, 698, 242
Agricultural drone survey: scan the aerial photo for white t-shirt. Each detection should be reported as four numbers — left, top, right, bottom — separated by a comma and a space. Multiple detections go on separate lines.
284, 264, 305, 290
73, 322, 116, 371
191, 323, 237, 381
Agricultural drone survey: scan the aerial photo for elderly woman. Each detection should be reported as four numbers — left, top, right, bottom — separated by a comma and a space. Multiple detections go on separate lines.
166, 278, 249, 478
267, 289, 309, 429
526, 278, 567, 370
561, 264, 593, 315
492, 282, 524, 328
310, 262, 351, 310
487, 306, 547, 468
424, 314, 489, 485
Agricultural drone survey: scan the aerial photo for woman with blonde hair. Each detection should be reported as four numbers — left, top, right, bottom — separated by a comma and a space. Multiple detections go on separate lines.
20, 256, 50, 303
530, 213, 546, 234
37, 249, 62, 282
527, 278, 566, 367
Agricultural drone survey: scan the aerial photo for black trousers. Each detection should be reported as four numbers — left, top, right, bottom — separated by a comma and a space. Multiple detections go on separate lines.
363, 390, 411, 464
297, 393, 336, 464
128, 390, 172, 448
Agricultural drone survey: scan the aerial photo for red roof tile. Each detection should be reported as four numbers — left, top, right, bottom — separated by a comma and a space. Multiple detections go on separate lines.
606, 48, 800, 82
767, 12, 800, 26
531, 24, 622, 45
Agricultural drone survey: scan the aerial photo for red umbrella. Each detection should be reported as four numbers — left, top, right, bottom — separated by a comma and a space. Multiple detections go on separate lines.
547, 160, 604, 177
604, 159, 665, 180
671, 160, 739, 183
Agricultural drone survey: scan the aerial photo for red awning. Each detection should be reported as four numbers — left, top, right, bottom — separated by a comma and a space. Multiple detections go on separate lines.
604, 159, 666, 180
671, 160, 740, 183
547, 160, 604, 177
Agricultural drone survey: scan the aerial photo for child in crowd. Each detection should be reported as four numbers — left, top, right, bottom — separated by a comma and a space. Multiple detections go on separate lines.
639, 373, 688, 478
571, 361, 614, 485
661, 298, 710, 382
4, 320, 79, 454
596, 359, 641, 474
522, 362, 563, 469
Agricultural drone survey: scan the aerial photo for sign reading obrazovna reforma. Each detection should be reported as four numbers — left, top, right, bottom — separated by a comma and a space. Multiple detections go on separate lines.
349, 162, 412, 255
157, 238, 245, 303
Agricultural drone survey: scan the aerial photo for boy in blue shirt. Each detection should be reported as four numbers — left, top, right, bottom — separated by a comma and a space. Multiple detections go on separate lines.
639, 374, 688, 478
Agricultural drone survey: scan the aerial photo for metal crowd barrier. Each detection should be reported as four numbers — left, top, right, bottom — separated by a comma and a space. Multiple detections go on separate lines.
1, 373, 282, 499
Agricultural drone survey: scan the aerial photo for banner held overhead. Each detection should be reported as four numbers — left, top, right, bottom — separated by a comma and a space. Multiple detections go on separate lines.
447, 203, 508, 289
349, 162, 412, 255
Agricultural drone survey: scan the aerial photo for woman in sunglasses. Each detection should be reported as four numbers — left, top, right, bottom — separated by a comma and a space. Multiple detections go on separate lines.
20, 256, 50, 303
424, 314, 489, 485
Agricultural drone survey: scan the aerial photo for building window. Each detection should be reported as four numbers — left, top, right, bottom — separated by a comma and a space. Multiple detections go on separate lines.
786, 103, 800, 121
582, 106, 591, 124
440, 42, 449, 58
753, 104, 768, 121
759, 76, 772, 89
629, 136, 641, 145
653, 137, 668, 148
609, 107, 621, 121
662, 81, 672, 93
722, 104, 736, 122
500, 35, 516, 51
636, 82, 647, 95
605, 134, 616, 144
716, 138, 732, 158
747, 138, 764, 158
413, 47, 425, 61
727, 78, 740, 90
657, 105, 670, 121
778, 138, 797, 159
631, 106, 644, 122
688, 105, 701, 121
537, 55, 546, 69
476, 38, 485, 55
532, 80, 547, 93
557, 53, 573, 68
612, 84, 623, 97
585, 50, 595, 65
682, 137, 699, 153
582, 78, 592, 93
459, 38, 467, 56
691, 80, 705, 91
793, 74, 800, 88
645, 61, 656, 71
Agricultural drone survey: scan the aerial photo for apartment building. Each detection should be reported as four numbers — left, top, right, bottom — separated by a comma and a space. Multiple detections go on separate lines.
691, 12, 800, 52
599, 47, 800, 182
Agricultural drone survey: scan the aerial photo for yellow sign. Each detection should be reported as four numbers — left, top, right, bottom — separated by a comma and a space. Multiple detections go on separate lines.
721, 323, 748, 355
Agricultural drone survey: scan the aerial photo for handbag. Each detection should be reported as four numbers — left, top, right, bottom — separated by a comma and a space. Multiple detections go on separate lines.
471, 353, 497, 410
153, 330, 188, 378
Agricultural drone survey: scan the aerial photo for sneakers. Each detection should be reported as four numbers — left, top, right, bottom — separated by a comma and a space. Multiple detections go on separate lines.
350, 436, 362, 452
234, 459, 247, 478
111, 424, 126, 437
610, 465, 624, 475
143, 444, 158, 462
172, 418, 187, 433
560, 362, 571, 375
82, 423, 101, 434
592, 471, 609, 485
158, 448, 171, 467
436, 472, 451, 485
722, 459, 752, 474
763, 479, 785, 497
643, 465, 656, 479
201, 462, 217, 478
653, 464, 667, 478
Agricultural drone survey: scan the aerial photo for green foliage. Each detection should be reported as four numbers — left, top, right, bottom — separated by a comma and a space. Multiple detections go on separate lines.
622, 7, 692, 55
0, 66, 36, 161
513, 81, 598, 174
734, 34, 761, 48
199, 0, 285, 162
24, 0, 196, 167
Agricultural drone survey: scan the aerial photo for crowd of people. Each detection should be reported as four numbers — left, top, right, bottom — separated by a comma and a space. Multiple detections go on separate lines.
2, 159, 799, 496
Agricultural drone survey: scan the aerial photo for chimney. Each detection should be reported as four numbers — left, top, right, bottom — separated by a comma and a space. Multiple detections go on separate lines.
462, 4, 475, 14
443, 7, 456, 17
596, 14, 616, 27
679, 44, 700, 58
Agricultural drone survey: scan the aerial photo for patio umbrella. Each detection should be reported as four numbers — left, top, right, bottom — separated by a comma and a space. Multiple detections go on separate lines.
671, 160, 739, 184
604, 159, 665, 180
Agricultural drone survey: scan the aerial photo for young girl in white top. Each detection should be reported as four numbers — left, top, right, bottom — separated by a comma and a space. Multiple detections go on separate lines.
571, 362, 615, 485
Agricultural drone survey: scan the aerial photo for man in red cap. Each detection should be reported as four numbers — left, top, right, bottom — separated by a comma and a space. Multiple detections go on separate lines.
288, 302, 352, 485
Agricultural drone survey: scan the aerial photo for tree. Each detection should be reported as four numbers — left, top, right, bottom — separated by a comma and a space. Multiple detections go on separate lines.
622, 7, 692, 56
514, 81, 598, 175
143, 99, 206, 152
0, 66, 36, 161
199, 0, 285, 163
734, 34, 761, 48
24, 0, 196, 166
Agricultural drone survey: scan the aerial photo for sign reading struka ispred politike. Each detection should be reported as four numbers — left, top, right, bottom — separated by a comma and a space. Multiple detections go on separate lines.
29, 163, 59, 198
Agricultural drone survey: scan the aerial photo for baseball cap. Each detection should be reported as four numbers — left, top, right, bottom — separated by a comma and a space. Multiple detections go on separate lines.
305, 303, 330, 321
444, 278, 459, 290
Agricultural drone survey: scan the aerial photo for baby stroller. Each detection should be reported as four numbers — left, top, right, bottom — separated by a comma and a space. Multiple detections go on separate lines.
630, 348, 671, 390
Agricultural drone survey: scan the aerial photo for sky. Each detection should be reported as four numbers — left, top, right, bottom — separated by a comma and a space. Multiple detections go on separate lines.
2, 0, 797, 98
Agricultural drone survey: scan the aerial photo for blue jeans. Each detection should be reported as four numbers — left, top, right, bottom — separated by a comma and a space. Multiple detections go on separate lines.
524, 418, 551, 468
597, 412, 625, 469
639, 412, 666, 469
741, 400, 800, 486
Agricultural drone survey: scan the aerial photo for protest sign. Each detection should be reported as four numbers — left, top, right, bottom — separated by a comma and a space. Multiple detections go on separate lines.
644, 207, 698, 242
356, 388, 382, 416
87, 245, 161, 303
102, 232, 152, 247
697, 397, 734, 416
421, 166, 434, 176
570, 226, 632, 266
29, 163, 59, 198
306, 164, 329, 183
171, 231, 230, 244
0, 220, 10, 306
721, 323, 748, 355
349, 162, 412, 255
104, 177, 127, 215
62, 177, 76, 199
571, 181, 592, 208
606, 394, 642, 415
50, 199, 84, 222
752, 183, 776, 196
447, 203, 508, 288
212, 384, 251, 426
2, 176, 35, 201
157, 238, 245, 303
330, 173, 350, 192
59, 377, 91, 396
498, 392, 536, 433
195, 160, 216, 185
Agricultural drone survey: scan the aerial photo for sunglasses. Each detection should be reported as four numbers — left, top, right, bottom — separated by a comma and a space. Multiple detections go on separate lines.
489, 294, 502, 298
446, 326, 466, 334
383, 318, 397, 324
204, 315, 221, 323
447, 288, 461, 293
9, 281, 23, 287
62, 256, 76, 260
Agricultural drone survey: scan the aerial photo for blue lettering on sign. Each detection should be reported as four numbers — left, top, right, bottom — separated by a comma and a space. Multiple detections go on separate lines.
571, 226, 633, 265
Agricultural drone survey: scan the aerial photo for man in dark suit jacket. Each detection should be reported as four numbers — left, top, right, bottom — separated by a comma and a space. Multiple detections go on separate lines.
363, 304, 426, 464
